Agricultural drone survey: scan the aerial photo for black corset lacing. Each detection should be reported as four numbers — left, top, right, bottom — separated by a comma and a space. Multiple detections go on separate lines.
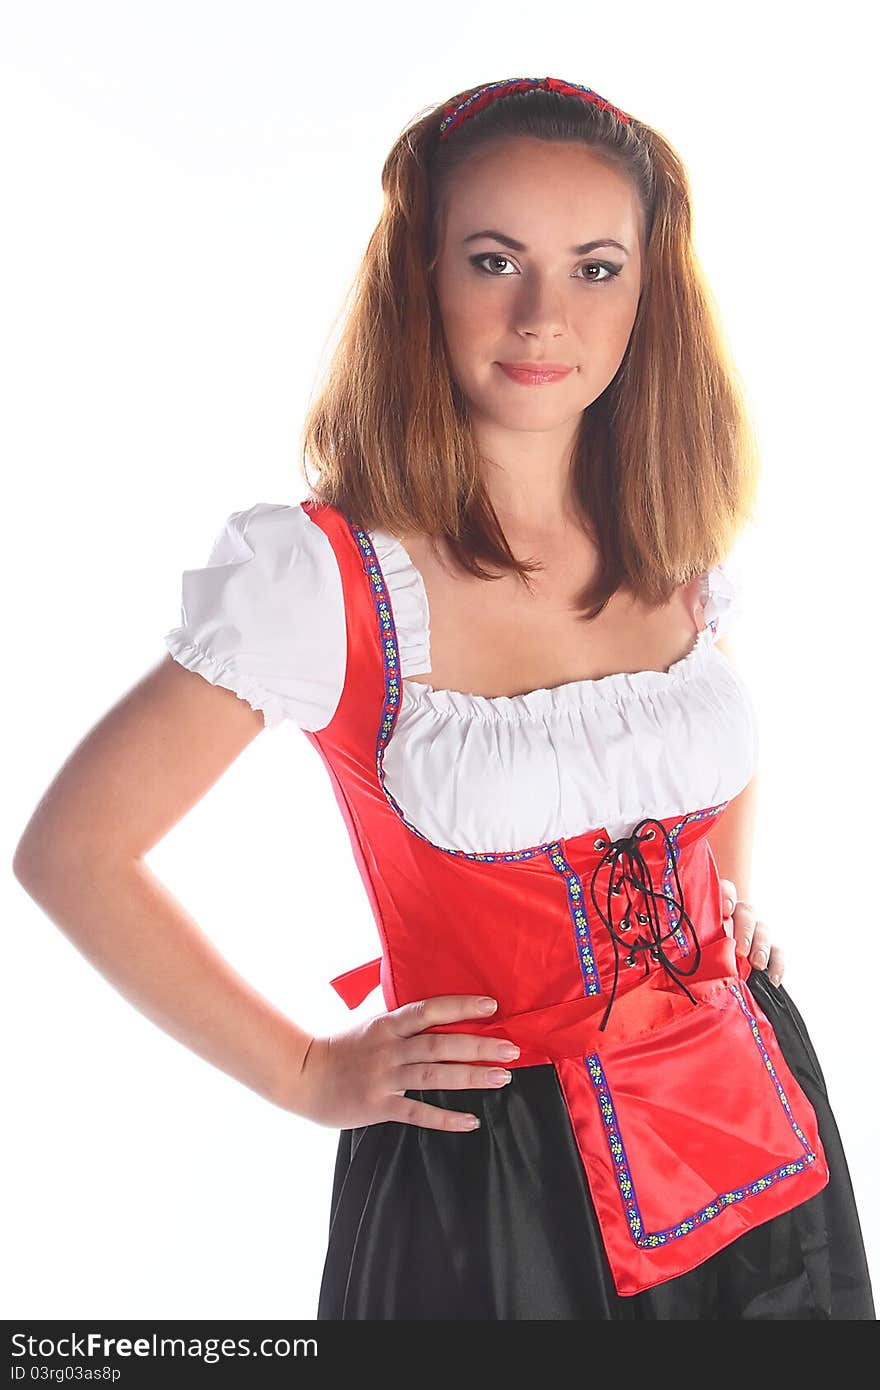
589, 817, 703, 1032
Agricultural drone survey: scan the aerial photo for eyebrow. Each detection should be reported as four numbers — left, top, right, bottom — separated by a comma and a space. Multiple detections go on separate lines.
462, 229, 630, 255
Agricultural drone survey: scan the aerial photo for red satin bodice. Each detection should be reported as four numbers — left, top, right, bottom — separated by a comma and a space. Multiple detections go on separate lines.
303, 499, 829, 1297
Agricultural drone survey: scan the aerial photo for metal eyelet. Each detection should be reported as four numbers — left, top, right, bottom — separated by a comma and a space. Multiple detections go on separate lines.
625, 952, 637, 967
642, 828, 656, 840
593, 837, 607, 851
636, 911, 649, 924
611, 882, 623, 895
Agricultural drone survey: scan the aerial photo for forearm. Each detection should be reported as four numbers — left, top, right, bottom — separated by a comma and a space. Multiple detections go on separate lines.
13, 851, 314, 1113
706, 770, 758, 903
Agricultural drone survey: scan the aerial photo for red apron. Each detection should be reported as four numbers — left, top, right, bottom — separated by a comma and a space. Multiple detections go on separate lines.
301, 499, 830, 1298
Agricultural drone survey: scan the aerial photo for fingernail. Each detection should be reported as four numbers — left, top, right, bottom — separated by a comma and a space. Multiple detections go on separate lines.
724, 897, 734, 912
753, 950, 767, 968
478, 997, 498, 1013
770, 973, 781, 987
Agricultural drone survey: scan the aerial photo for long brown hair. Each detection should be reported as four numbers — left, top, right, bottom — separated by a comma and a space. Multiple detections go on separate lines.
299, 79, 760, 620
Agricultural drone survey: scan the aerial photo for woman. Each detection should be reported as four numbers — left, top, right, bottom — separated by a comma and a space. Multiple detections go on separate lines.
13, 76, 875, 1320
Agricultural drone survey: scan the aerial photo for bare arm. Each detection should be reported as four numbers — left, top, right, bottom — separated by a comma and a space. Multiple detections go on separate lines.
702, 628, 785, 983
12, 655, 315, 1112
706, 771, 758, 902
705, 633, 758, 900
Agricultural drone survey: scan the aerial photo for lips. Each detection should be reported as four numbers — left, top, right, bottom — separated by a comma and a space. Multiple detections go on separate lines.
500, 361, 574, 372
497, 361, 574, 385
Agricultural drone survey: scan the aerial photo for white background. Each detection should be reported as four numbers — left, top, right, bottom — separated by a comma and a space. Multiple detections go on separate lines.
2, 0, 876, 1320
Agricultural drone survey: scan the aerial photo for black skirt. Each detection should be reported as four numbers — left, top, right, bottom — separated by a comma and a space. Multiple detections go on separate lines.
316, 970, 875, 1320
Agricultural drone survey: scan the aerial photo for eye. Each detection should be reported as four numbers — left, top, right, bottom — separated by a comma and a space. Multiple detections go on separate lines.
468, 253, 623, 285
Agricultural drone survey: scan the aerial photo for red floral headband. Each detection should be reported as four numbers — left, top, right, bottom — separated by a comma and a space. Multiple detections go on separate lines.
439, 75, 632, 142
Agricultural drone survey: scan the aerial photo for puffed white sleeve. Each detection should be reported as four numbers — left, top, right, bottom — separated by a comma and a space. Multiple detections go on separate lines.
162, 501, 346, 731
698, 551, 746, 644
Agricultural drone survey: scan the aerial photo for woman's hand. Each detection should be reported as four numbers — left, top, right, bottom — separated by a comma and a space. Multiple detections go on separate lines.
719, 878, 784, 987
291, 994, 520, 1132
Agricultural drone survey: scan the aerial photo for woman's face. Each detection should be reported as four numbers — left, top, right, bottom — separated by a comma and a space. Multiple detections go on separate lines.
432, 137, 644, 432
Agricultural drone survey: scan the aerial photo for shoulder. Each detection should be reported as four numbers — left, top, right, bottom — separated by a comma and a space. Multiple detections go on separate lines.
203, 499, 333, 566
163, 500, 346, 731
697, 562, 742, 642
685, 541, 748, 646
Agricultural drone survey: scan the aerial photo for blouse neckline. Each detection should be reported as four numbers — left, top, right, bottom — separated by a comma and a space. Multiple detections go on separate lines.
369, 526, 717, 723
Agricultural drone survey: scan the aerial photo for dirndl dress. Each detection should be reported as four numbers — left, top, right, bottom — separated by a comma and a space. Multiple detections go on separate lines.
162, 498, 875, 1321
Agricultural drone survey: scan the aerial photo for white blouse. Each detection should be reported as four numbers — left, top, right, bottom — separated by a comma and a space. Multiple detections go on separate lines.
164, 501, 758, 852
